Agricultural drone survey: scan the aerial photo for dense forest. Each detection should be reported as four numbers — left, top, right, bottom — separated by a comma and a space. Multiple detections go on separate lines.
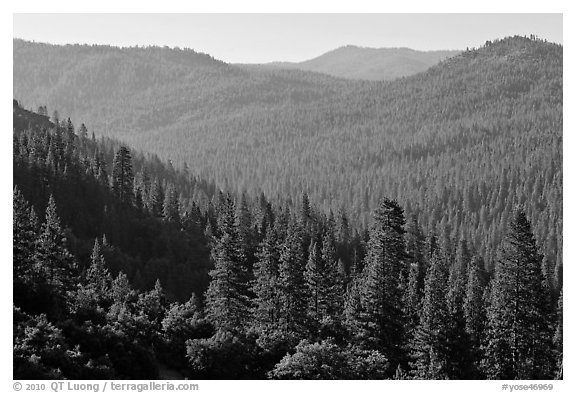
13, 94, 561, 379
13, 36, 562, 279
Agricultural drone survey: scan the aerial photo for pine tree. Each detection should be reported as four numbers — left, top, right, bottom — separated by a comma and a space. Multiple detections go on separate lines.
402, 262, 421, 340
111, 146, 134, 205
481, 209, 555, 379
13, 187, 37, 280
236, 194, 257, 274
205, 196, 249, 334
445, 239, 474, 378
148, 179, 164, 217
405, 215, 426, 290
34, 195, 76, 290
410, 251, 450, 379
354, 198, 407, 372
86, 238, 112, 295
320, 232, 343, 317
300, 192, 311, 223
251, 229, 281, 331
163, 184, 180, 225
463, 255, 486, 377
554, 289, 562, 379
305, 239, 322, 323
278, 221, 308, 337
78, 123, 88, 140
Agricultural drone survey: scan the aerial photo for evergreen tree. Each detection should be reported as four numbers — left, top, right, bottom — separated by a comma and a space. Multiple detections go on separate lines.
236, 194, 257, 274
111, 146, 134, 205
205, 196, 249, 334
402, 262, 421, 340
445, 239, 474, 378
410, 251, 450, 379
305, 239, 322, 323
278, 221, 308, 338
78, 123, 88, 140
34, 195, 77, 290
251, 229, 281, 331
405, 215, 426, 292
163, 184, 180, 225
481, 209, 554, 379
148, 179, 164, 217
354, 198, 407, 372
320, 232, 343, 317
13, 187, 37, 280
463, 255, 486, 377
86, 238, 112, 295
554, 289, 562, 379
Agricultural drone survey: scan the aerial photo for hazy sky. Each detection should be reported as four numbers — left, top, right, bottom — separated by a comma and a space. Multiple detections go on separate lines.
13, 14, 562, 63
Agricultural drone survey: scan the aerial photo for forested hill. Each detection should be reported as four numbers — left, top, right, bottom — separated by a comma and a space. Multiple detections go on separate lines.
13, 38, 354, 137
254, 46, 460, 80
13, 100, 563, 379
13, 36, 562, 274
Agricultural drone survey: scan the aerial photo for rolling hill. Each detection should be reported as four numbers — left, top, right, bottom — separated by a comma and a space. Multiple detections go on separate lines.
255, 45, 460, 80
12, 36, 562, 271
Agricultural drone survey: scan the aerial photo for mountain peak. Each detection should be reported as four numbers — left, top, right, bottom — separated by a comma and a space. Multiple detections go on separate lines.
287, 45, 461, 81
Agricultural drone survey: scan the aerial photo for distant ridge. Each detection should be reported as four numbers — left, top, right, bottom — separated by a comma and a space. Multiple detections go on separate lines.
251, 45, 461, 81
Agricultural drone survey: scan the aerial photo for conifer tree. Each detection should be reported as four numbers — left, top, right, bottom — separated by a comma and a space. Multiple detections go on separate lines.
236, 194, 257, 273
205, 196, 249, 334
163, 184, 180, 225
463, 256, 485, 341
13, 187, 37, 279
354, 198, 407, 371
481, 209, 554, 379
320, 232, 343, 317
34, 195, 76, 289
305, 239, 322, 323
445, 239, 474, 378
251, 229, 281, 331
148, 179, 164, 217
111, 146, 134, 205
78, 123, 88, 140
86, 238, 112, 295
410, 251, 450, 379
278, 221, 308, 337
405, 215, 425, 290
463, 255, 486, 377
554, 289, 562, 379
402, 262, 421, 339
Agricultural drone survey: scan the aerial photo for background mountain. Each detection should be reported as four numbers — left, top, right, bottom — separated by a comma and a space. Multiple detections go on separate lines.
252, 46, 460, 80
13, 36, 562, 273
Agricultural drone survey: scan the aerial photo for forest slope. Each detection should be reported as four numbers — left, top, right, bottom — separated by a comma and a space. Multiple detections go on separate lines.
13, 36, 562, 272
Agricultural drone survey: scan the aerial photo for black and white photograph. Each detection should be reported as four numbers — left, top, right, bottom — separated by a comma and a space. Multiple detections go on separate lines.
9, 7, 566, 385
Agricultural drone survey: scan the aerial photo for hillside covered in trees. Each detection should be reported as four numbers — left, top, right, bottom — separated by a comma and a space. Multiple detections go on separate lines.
13, 34, 562, 380
13, 98, 562, 379
13, 36, 562, 279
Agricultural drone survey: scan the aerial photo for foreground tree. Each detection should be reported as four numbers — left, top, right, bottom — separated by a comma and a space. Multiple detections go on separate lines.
481, 209, 554, 379
205, 197, 249, 334
352, 198, 407, 372
410, 251, 450, 379
34, 195, 77, 291
269, 339, 389, 379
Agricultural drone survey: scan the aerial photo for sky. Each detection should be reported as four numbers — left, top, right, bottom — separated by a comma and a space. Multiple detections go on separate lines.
13, 13, 562, 64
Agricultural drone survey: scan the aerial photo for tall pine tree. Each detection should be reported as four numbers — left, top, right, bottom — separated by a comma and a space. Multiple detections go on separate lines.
481, 209, 554, 379
111, 146, 134, 205
353, 198, 407, 373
